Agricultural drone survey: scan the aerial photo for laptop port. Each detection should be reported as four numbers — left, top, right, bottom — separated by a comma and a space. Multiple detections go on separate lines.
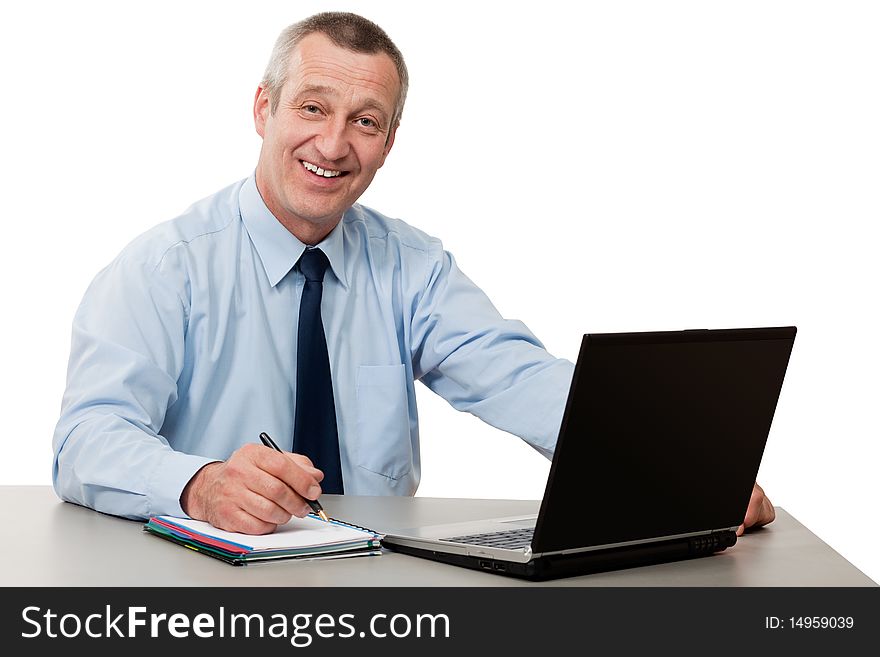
493, 562, 506, 572
479, 560, 492, 570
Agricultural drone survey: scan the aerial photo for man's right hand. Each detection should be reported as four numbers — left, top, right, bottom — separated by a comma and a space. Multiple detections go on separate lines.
180, 443, 324, 534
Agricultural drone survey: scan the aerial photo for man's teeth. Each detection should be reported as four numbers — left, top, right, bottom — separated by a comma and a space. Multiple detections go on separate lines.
302, 161, 342, 178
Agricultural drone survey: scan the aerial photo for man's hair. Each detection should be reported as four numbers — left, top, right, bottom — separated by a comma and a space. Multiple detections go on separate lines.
260, 12, 409, 127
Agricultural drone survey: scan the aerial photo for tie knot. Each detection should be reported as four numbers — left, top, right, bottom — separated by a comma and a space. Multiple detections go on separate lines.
299, 248, 330, 282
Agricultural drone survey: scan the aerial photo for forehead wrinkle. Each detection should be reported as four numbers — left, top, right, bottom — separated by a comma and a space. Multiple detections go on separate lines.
295, 60, 397, 95
287, 46, 399, 105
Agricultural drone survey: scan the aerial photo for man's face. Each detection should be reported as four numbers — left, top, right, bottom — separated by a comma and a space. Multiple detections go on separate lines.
254, 33, 400, 240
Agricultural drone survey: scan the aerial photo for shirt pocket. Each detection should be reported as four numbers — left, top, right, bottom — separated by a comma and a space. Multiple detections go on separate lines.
355, 364, 413, 480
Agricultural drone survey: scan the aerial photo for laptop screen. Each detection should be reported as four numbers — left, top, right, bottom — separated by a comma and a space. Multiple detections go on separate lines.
532, 327, 796, 554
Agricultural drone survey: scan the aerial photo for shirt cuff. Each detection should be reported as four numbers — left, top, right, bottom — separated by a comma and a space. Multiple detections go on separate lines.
148, 450, 221, 518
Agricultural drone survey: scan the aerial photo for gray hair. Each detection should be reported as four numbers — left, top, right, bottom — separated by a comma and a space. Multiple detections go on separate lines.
260, 12, 409, 127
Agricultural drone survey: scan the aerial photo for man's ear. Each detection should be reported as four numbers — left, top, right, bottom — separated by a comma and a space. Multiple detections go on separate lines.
253, 86, 270, 138
378, 122, 398, 168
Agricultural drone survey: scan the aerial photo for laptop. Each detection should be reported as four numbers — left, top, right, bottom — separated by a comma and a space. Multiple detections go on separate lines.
381, 326, 797, 580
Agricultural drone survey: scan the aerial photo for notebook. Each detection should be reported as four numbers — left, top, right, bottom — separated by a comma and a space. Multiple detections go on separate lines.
381, 326, 797, 580
144, 514, 382, 565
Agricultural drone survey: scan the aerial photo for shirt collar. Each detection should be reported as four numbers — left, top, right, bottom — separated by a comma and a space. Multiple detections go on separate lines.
239, 174, 348, 289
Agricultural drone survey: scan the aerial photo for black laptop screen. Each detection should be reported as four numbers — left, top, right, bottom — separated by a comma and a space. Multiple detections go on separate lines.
532, 327, 796, 554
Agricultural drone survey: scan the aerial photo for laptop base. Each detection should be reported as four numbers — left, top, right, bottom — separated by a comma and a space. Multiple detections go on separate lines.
382, 531, 737, 581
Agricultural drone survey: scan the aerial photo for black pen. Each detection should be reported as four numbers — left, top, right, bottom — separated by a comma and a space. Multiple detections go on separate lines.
259, 432, 330, 522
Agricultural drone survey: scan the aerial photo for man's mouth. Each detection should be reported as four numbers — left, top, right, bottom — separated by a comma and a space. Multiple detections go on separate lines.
301, 160, 348, 178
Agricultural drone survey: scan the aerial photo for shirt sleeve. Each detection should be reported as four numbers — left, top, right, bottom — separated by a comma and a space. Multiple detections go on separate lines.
409, 242, 575, 458
52, 249, 216, 519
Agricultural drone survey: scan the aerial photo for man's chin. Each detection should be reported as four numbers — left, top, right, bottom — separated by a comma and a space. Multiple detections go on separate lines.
274, 204, 346, 242
293, 206, 347, 226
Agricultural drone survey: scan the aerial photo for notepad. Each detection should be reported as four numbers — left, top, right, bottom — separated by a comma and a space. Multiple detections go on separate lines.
144, 514, 382, 565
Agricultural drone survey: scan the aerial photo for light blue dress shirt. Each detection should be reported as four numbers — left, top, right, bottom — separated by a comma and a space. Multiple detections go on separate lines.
53, 176, 575, 519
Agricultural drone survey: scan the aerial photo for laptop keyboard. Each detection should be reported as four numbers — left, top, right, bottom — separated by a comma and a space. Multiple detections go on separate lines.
441, 527, 535, 550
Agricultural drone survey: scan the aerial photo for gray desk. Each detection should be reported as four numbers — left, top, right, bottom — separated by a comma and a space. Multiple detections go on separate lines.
1, 486, 874, 587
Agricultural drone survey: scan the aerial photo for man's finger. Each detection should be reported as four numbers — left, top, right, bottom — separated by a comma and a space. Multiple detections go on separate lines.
286, 452, 325, 482
205, 504, 279, 535
760, 496, 776, 526
239, 487, 296, 525
743, 491, 762, 528
253, 446, 323, 500
247, 469, 312, 517
740, 482, 776, 532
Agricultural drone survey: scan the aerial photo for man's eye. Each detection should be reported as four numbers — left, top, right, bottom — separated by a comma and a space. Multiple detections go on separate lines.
303, 105, 320, 113
357, 117, 377, 128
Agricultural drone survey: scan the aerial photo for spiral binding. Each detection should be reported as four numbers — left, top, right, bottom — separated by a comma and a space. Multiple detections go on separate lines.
311, 514, 382, 538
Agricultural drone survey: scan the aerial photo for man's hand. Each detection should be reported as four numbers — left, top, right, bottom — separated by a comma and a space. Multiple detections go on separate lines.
736, 482, 776, 536
180, 443, 324, 534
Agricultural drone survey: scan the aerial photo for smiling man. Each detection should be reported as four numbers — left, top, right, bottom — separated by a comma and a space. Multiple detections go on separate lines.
52, 12, 775, 536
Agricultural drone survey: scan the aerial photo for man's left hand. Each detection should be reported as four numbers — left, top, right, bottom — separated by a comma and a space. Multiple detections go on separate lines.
736, 482, 776, 536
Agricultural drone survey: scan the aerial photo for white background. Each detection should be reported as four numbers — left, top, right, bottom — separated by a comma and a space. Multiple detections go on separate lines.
1, 1, 877, 583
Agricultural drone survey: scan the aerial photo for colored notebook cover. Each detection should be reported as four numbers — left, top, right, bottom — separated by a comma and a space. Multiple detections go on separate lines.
144, 514, 382, 566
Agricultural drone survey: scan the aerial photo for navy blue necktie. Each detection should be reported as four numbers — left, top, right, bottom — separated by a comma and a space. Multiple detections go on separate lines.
293, 248, 344, 494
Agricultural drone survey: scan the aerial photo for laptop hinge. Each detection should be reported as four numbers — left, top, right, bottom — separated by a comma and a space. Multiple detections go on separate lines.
689, 531, 737, 555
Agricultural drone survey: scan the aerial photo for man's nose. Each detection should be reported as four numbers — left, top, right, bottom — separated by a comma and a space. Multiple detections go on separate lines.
314, 119, 351, 162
